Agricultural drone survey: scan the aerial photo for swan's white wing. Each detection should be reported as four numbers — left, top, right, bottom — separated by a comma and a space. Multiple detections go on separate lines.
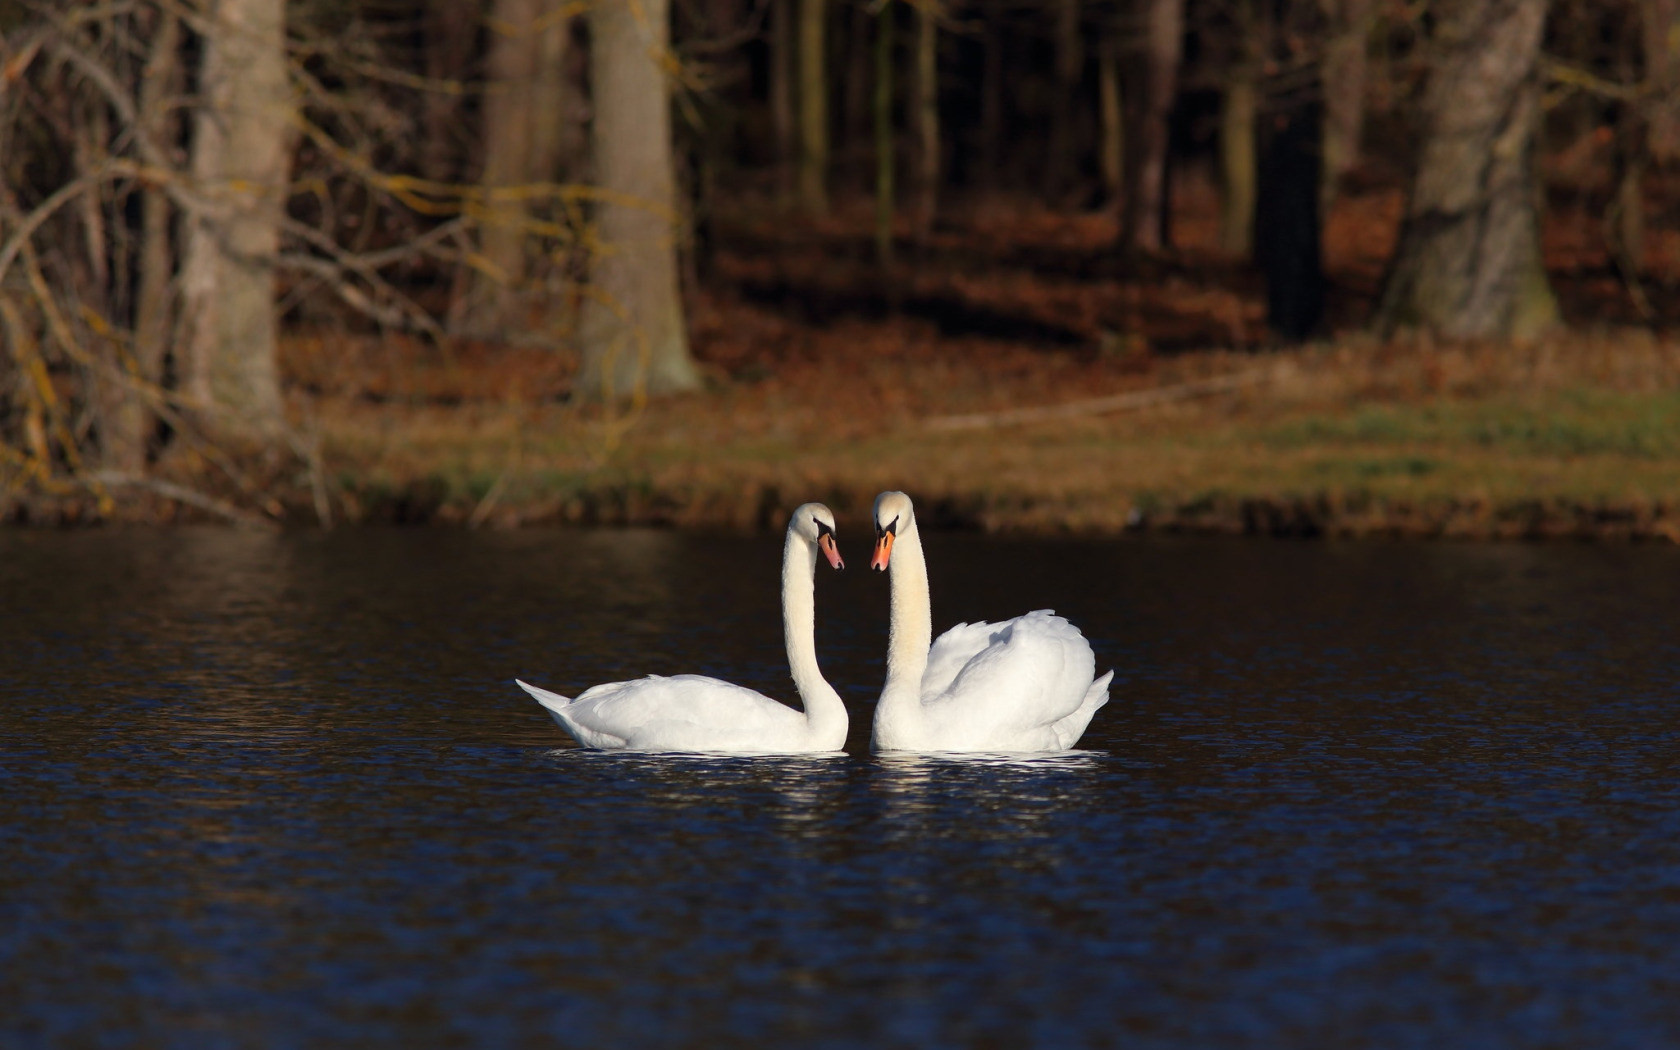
922, 610, 1100, 750
921, 620, 1009, 700
530, 674, 814, 752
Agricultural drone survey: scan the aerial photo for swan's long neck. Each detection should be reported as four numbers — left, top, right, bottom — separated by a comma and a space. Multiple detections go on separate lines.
875, 518, 932, 747
783, 528, 847, 750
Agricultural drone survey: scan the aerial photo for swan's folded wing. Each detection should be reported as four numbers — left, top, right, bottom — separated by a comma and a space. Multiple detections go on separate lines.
921, 620, 1009, 700
931, 610, 1098, 743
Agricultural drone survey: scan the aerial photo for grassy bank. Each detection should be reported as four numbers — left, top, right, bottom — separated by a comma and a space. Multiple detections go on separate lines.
311, 321, 1680, 541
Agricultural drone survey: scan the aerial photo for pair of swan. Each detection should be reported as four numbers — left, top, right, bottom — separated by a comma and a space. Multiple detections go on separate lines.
516, 492, 1112, 754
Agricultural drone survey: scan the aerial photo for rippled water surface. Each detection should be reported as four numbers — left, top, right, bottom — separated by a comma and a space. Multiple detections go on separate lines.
3, 527, 1680, 1047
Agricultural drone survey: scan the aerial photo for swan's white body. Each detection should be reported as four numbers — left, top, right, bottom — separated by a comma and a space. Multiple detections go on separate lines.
517, 504, 848, 754
869, 491, 1112, 752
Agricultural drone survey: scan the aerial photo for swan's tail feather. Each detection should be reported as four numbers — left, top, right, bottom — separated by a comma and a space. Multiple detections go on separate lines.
1051, 670, 1114, 750
516, 678, 574, 713
1085, 670, 1114, 712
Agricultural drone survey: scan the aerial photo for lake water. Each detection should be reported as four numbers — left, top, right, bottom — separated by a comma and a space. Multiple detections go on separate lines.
3, 527, 1679, 1047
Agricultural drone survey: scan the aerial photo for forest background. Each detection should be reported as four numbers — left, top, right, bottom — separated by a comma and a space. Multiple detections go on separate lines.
2, 0, 1678, 538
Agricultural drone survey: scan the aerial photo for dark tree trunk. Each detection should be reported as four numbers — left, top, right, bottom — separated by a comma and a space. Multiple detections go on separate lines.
1044, 0, 1081, 200
978, 0, 1004, 193
1122, 0, 1183, 253
1256, 99, 1324, 341
1373, 0, 1557, 340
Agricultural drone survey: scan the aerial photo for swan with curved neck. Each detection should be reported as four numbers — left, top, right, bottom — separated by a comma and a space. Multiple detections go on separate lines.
869, 491, 1112, 752
517, 503, 849, 753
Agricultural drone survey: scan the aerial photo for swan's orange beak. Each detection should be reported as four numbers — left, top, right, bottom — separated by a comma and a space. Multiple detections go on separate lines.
870, 530, 894, 572
818, 532, 844, 570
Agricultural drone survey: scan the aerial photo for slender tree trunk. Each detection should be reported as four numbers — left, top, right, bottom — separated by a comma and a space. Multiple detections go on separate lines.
1220, 5, 1257, 261
456, 0, 540, 334
875, 0, 895, 266
1123, 0, 1183, 252
179, 0, 289, 439
1046, 0, 1082, 200
978, 0, 1004, 193
1320, 0, 1372, 203
114, 5, 182, 472
770, 0, 796, 197
1374, 0, 1557, 340
797, 0, 829, 214
913, 1, 938, 234
423, 0, 480, 183
845, 2, 874, 173
1097, 30, 1124, 209
577, 0, 701, 400
1642, 0, 1680, 165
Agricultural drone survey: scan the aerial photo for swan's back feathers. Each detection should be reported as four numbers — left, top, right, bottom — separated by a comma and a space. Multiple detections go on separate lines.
916, 609, 1100, 750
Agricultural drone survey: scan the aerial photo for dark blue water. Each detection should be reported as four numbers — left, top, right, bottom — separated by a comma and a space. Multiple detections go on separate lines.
3, 527, 1679, 1048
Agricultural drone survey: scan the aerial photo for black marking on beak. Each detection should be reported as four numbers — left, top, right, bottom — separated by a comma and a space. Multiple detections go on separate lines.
875, 516, 899, 539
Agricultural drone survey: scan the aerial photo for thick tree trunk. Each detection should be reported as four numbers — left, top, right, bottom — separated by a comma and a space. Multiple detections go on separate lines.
1045, 0, 1082, 200
576, 0, 701, 400
1097, 31, 1124, 208
912, 2, 938, 234
1320, 0, 1372, 202
179, 0, 289, 439
1374, 0, 1557, 341
770, 0, 796, 197
456, 0, 540, 335
528, 1, 576, 184
1123, 0, 1183, 253
797, 0, 829, 214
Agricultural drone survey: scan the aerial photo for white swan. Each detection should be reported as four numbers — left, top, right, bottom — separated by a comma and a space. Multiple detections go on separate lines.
517, 503, 849, 753
868, 491, 1112, 752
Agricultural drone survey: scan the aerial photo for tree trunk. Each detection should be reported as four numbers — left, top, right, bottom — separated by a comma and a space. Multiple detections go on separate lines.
1642, 0, 1680, 165
179, 0, 289, 439
113, 5, 182, 472
1320, 0, 1372, 203
456, 0, 540, 335
797, 0, 829, 214
875, 0, 895, 266
528, 0, 576, 184
1373, 0, 1557, 341
1257, 98, 1325, 340
1097, 31, 1124, 209
1123, 0, 1183, 253
912, 1, 938, 234
1045, 0, 1081, 200
978, 0, 1004, 193
423, 0, 480, 183
770, 0, 796, 197
844, 1, 874, 172
1219, 63, 1256, 260
576, 0, 702, 400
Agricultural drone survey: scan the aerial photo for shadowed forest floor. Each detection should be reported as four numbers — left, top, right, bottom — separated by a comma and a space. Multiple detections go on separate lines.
73, 180, 1680, 538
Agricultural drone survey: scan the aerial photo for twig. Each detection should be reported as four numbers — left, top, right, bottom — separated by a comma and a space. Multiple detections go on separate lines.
923, 369, 1273, 432
91, 472, 281, 529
